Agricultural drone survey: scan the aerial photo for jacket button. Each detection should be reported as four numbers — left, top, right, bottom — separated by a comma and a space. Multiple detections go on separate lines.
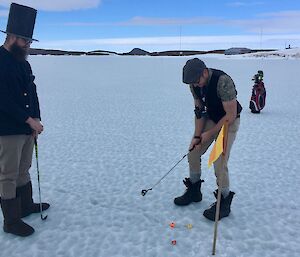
25, 105, 29, 108
24, 93, 27, 96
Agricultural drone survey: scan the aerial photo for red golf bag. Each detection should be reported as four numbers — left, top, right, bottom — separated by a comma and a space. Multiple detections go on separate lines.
249, 71, 266, 113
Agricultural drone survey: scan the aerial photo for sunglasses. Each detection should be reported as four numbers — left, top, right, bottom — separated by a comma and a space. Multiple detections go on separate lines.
18, 37, 33, 45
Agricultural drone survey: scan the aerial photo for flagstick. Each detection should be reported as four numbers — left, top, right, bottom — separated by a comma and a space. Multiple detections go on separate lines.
212, 162, 223, 255
209, 121, 229, 255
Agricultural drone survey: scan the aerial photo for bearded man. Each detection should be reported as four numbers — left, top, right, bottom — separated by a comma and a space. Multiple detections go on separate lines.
0, 3, 49, 237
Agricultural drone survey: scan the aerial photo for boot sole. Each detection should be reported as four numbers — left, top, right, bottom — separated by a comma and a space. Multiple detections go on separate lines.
203, 212, 230, 221
4, 228, 35, 237
192, 196, 202, 202
21, 203, 50, 218
174, 198, 202, 206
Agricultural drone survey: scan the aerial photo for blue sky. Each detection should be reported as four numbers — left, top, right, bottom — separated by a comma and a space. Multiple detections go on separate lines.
0, 0, 300, 52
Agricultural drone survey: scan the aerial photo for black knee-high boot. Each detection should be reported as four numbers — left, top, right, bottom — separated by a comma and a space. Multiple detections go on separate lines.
0, 197, 34, 237
16, 181, 50, 218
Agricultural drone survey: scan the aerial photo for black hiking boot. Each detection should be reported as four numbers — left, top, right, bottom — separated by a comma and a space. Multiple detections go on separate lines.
0, 197, 34, 237
174, 178, 204, 206
16, 182, 50, 218
203, 190, 235, 221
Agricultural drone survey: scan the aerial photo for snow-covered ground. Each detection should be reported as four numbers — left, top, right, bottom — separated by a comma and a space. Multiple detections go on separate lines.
0, 51, 299, 257
234, 47, 300, 59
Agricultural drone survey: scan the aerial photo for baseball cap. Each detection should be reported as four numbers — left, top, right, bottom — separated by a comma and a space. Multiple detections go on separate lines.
182, 58, 207, 84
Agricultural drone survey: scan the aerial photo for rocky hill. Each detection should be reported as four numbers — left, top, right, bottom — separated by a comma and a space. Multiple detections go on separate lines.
28, 47, 276, 57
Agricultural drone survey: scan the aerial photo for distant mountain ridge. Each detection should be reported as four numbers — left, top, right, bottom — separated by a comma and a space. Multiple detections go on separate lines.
28, 47, 276, 56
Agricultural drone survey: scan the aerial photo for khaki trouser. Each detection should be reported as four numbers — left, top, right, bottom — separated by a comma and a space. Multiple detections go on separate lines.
188, 118, 240, 189
0, 135, 34, 199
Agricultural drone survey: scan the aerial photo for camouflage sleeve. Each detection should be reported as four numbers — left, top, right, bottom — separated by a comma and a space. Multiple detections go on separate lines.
217, 74, 236, 101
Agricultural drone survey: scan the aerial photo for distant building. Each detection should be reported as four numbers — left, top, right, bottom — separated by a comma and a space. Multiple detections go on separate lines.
224, 47, 252, 55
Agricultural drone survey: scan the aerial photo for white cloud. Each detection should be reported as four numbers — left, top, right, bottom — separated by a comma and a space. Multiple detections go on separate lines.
227, 1, 264, 7
0, 0, 101, 11
62, 17, 221, 27
258, 10, 300, 18
61, 10, 300, 34
116, 17, 221, 26
228, 10, 300, 33
63, 22, 110, 27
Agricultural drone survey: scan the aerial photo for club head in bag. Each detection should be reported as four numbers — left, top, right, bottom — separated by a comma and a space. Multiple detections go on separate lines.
41, 214, 48, 220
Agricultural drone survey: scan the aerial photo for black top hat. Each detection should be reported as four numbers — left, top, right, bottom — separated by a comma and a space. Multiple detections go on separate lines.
1, 3, 38, 41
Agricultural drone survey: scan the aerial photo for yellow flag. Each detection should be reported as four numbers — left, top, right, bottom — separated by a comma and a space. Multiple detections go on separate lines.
208, 121, 228, 168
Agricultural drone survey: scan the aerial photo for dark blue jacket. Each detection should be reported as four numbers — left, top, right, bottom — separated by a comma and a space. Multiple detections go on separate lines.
0, 46, 41, 136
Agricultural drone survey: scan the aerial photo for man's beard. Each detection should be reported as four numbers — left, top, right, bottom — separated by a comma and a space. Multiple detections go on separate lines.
10, 42, 29, 61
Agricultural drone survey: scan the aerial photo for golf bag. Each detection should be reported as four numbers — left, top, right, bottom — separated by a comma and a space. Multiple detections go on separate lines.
249, 70, 266, 113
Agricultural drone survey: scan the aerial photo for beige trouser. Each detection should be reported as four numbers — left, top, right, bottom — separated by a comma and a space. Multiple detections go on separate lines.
188, 118, 240, 189
0, 135, 34, 199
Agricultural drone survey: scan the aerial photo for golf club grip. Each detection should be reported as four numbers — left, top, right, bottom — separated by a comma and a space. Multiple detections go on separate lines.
189, 139, 201, 152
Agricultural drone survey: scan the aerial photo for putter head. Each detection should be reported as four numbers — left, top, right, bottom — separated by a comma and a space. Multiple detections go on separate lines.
141, 188, 152, 196
141, 189, 147, 196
